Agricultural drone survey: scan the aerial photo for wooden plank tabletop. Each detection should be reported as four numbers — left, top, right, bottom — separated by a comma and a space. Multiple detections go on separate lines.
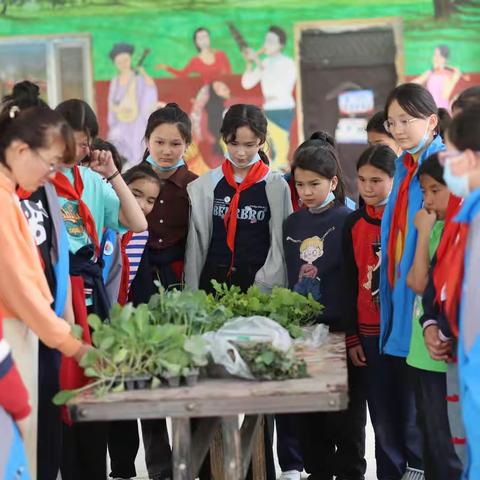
69, 332, 348, 422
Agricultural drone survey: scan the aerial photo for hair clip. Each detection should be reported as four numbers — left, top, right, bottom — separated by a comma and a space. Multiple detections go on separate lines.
9, 105, 20, 119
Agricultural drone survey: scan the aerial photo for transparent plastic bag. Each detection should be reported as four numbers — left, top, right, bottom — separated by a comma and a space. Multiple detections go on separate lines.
203, 316, 293, 379
294, 324, 329, 349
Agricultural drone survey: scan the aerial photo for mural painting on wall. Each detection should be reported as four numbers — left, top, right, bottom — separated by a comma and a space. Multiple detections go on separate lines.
107, 43, 159, 167
0, 0, 478, 182
412, 45, 468, 112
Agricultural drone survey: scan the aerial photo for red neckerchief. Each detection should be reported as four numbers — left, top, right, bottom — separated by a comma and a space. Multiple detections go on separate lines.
51, 166, 100, 255
222, 160, 269, 272
16, 188, 31, 200
118, 231, 134, 305
433, 195, 464, 337
387, 153, 417, 286
366, 204, 385, 221
16, 187, 45, 269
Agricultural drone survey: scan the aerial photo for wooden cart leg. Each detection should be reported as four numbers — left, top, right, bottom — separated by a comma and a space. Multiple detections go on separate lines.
251, 416, 266, 480
172, 417, 192, 480
222, 416, 243, 480
210, 424, 225, 480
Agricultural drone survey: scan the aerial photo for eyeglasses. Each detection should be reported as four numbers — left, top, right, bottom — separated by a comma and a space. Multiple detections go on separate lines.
33, 149, 61, 174
383, 118, 420, 133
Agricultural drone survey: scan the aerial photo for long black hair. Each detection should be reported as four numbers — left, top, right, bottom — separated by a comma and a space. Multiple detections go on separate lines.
220, 104, 269, 165
292, 131, 346, 204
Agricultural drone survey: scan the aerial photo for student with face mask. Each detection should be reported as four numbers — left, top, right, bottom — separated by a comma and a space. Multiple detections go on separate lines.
379, 83, 445, 477
284, 131, 366, 480
433, 106, 480, 480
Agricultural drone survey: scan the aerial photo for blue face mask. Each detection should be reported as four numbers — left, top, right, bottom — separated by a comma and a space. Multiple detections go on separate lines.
443, 162, 470, 198
309, 191, 335, 213
146, 155, 185, 172
406, 121, 431, 155
226, 152, 261, 169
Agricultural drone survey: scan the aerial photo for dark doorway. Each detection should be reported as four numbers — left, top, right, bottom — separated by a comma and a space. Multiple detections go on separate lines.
296, 19, 403, 201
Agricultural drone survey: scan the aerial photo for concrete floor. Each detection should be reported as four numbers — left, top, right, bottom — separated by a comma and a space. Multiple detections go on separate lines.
126, 414, 377, 480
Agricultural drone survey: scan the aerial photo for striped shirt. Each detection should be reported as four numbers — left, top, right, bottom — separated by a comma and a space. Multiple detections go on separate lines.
125, 231, 149, 289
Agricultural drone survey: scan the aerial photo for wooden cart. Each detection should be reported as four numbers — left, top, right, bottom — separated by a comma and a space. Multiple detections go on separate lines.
69, 333, 348, 480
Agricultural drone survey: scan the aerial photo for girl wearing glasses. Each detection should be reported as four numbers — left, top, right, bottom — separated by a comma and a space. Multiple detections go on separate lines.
0, 83, 90, 479
379, 83, 444, 477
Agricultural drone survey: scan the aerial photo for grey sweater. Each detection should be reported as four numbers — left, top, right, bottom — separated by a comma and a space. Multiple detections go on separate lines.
184, 167, 293, 292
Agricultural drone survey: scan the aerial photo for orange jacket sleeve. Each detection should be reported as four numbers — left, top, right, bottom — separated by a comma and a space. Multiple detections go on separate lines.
0, 192, 82, 357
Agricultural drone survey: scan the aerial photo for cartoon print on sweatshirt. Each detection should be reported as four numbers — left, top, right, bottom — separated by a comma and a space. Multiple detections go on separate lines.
363, 239, 381, 304
286, 227, 334, 301
21, 199, 48, 245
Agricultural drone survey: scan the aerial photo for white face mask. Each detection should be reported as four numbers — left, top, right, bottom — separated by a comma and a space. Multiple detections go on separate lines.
226, 152, 261, 169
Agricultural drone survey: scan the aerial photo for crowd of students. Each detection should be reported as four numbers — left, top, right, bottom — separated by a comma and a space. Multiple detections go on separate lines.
0, 78, 480, 480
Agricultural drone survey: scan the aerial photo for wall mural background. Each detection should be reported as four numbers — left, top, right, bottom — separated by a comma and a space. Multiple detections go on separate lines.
0, 0, 479, 192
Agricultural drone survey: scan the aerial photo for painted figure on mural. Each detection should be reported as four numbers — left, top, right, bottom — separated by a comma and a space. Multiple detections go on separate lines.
107, 43, 159, 167
241, 25, 296, 171
156, 27, 232, 85
191, 80, 235, 169
412, 45, 464, 110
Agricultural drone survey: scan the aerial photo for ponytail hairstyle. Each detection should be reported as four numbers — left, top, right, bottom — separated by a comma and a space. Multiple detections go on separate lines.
292, 131, 346, 204
417, 153, 445, 185
0, 81, 75, 167
384, 83, 439, 134
143, 102, 192, 161
55, 99, 99, 140
220, 104, 270, 165
447, 105, 480, 152
122, 163, 161, 189
356, 144, 396, 178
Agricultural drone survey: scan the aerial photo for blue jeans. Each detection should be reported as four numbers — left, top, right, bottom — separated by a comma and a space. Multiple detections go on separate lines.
360, 336, 423, 480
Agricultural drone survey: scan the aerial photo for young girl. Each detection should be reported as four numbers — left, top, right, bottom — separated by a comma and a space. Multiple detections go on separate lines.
379, 83, 444, 474
435, 106, 480, 479
284, 131, 366, 480
138, 103, 197, 480
184, 103, 292, 293
342, 144, 399, 480
107, 163, 161, 480
0, 93, 89, 479
143, 103, 198, 292
6, 81, 77, 480
406, 154, 463, 480
366, 111, 402, 156
54, 99, 147, 480
185, 104, 291, 480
